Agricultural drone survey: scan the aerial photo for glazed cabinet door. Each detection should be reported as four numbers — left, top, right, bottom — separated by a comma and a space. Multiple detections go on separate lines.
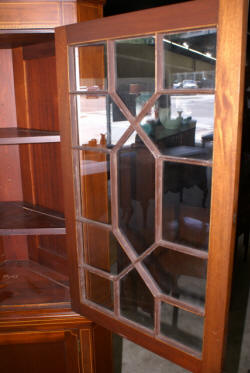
55, 0, 248, 372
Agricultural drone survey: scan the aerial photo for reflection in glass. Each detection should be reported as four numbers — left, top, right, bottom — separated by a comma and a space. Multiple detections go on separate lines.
77, 95, 131, 148
163, 29, 216, 89
143, 247, 207, 308
79, 150, 110, 224
120, 268, 154, 330
161, 302, 204, 352
112, 333, 189, 373
115, 37, 155, 116
82, 223, 131, 274
75, 43, 107, 91
140, 94, 214, 160
162, 162, 211, 251
85, 270, 114, 311
118, 133, 155, 255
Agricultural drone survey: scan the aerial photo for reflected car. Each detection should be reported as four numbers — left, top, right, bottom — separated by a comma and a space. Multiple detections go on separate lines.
182, 80, 198, 89
172, 80, 182, 89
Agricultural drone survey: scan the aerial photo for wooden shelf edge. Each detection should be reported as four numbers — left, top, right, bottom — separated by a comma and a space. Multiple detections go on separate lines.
0, 201, 66, 236
0, 227, 66, 235
0, 128, 60, 144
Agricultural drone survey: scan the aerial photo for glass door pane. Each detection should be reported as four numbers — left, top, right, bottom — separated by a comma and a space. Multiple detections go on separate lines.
69, 27, 216, 356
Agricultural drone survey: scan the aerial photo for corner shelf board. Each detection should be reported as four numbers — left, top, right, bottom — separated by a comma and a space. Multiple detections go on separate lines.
0, 260, 70, 307
0, 202, 66, 235
0, 128, 60, 144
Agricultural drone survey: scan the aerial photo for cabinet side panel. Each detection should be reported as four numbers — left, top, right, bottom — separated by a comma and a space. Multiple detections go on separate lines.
27, 55, 67, 273
14, 48, 68, 274
0, 49, 27, 261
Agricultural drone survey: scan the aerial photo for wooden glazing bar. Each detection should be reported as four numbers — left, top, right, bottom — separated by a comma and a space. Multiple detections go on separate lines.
76, 221, 84, 267
72, 149, 82, 218
110, 92, 135, 125
158, 239, 209, 260
78, 267, 86, 304
112, 124, 135, 153
159, 89, 215, 95
159, 294, 205, 317
116, 262, 134, 281
79, 263, 115, 281
134, 261, 160, 297
77, 216, 112, 231
69, 90, 108, 95
113, 228, 138, 263
72, 145, 111, 153
155, 158, 163, 242
110, 151, 119, 230
68, 46, 77, 93
156, 33, 164, 91
155, 298, 161, 336
107, 39, 115, 93
83, 300, 115, 320
158, 154, 213, 167
114, 278, 119, 316
70, 95, 80, 147
132, 118, 160, 157
133, 242, 158, 266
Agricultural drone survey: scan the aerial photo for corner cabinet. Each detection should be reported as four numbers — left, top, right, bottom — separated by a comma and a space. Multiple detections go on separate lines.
0, 2, 112, 373
55, 1, 248, 373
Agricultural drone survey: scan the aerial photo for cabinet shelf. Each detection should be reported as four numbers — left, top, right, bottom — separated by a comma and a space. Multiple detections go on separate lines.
0, 202, 66, 235
0, 261, 70, 307
0, 128, 60, 144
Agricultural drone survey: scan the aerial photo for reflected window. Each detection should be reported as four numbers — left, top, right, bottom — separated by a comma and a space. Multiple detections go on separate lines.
75, 43, 107, 91
76, 95, 131, 148
115, 37, 155, 116
163, 29, 216, 89
140, 94, 214, 160
162, 162, 211, 251
78, 150, 111, 224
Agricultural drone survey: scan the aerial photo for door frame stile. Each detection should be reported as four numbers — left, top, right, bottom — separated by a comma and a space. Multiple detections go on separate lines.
202, 0, 248, 371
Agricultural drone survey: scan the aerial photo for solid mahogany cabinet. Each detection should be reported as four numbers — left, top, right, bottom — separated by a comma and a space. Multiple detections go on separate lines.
0, 2, 112, 373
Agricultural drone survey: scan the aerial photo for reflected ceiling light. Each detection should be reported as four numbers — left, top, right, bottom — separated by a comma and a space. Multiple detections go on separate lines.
163, 38, 216, 61
182, 42, 189, 48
